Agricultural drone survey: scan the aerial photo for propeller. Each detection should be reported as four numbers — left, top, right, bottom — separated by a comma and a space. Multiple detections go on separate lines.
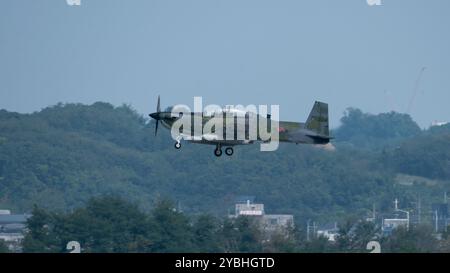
156, 94, 161, 112
155, 115, 159, 136
149, 95, 161, 136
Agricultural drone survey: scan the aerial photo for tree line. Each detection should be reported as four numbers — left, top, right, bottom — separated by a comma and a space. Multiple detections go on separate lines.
13, 196, 450, 253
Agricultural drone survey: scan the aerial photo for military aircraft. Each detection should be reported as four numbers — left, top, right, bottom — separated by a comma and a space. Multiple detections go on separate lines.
149, 96, 332, 157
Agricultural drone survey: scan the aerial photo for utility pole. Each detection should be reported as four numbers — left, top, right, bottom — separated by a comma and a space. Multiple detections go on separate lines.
306, 220, 310, 241
435, 209, 439, 233
372, 203, 376, 221
395, 198, 410, 231
445, 192, 448, 232
306, 220, 317, 241
417, 195, 421, 225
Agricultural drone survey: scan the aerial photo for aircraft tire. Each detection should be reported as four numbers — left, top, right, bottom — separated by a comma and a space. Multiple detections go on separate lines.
174, 142, 181, 149
214, 148, 222, 157
225, 147, 233, 156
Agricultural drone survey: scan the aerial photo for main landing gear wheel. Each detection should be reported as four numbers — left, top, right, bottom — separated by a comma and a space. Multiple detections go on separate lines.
214, 148, 222, 157
225, 147, 234, 156
174, 142, 181, 149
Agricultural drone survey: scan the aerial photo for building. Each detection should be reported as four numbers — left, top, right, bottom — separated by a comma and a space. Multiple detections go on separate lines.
0, 210, 30, 252
230, 199, 294, 235
317, 223, 339, 242
382, 218, 409, 235
431, 120, 449, 127
432, 202, 449, 233
261, 214, 294, 233
381, 199, 410, 236
235, 201, 264, 216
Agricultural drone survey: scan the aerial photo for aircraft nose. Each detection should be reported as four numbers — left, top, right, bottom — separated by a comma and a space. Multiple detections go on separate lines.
149, 112, 160, 120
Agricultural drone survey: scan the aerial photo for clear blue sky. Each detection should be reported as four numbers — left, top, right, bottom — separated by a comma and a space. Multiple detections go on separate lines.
1, 0, 449, 128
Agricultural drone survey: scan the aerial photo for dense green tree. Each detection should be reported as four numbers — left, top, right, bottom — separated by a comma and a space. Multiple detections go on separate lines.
22, 206, 60, 253
23, 197, 151, 253
147, 199, 195, 252
303, 235, 334, 253
0, 239, 9, 253
192, 214, 222, 252
19, 196, 450, 253
382, 225, 438, 253
233, 216, 263, 253
335, 219, 379, 253
262, 224, 299, 253
60, 196, 150, 253
334, 108, 421, 149
427, 123, 450, 135
218, 216, 264, 253
438, 235, 450, 252
386, 134, 450, 179
220, 218, 240, 252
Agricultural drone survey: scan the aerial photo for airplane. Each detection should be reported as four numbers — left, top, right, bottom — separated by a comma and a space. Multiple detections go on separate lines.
149, 96, 332, 157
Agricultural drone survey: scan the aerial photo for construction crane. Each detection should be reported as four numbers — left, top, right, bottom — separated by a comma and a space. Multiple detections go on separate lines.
406, 66, 426, 115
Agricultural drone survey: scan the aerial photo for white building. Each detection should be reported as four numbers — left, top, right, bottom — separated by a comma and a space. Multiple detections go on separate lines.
0, 212, 30, 252
382, 199, 410, 235
382, 218, 408, 235
431, 120, 448, 127
317, 223, 339, 242
235, 201, 264, 216
317, 229, 339, 242
230, 200, 294, 233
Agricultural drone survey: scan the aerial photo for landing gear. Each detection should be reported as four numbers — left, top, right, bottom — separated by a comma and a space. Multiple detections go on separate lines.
214, 145, 233, 157
174, 135, 182, 149
174, 142, 181, 149
214, 147, 222, 157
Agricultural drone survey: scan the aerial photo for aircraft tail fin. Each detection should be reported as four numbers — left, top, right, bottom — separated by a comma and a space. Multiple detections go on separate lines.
305, 101, 329, 137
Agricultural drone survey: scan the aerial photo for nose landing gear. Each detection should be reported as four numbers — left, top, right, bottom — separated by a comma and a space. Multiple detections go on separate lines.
174, 135, 182, 150
174, 141, 181, 149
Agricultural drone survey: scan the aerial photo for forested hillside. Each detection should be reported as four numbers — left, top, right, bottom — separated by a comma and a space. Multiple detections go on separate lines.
0, 103, 449, 223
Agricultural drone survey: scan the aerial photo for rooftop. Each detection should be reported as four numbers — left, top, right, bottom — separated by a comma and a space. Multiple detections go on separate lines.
0, 214, 30, 224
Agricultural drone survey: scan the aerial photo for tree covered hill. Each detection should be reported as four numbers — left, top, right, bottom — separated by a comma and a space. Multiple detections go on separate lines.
333, 107, 422, 149
0, 103, 449, 223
